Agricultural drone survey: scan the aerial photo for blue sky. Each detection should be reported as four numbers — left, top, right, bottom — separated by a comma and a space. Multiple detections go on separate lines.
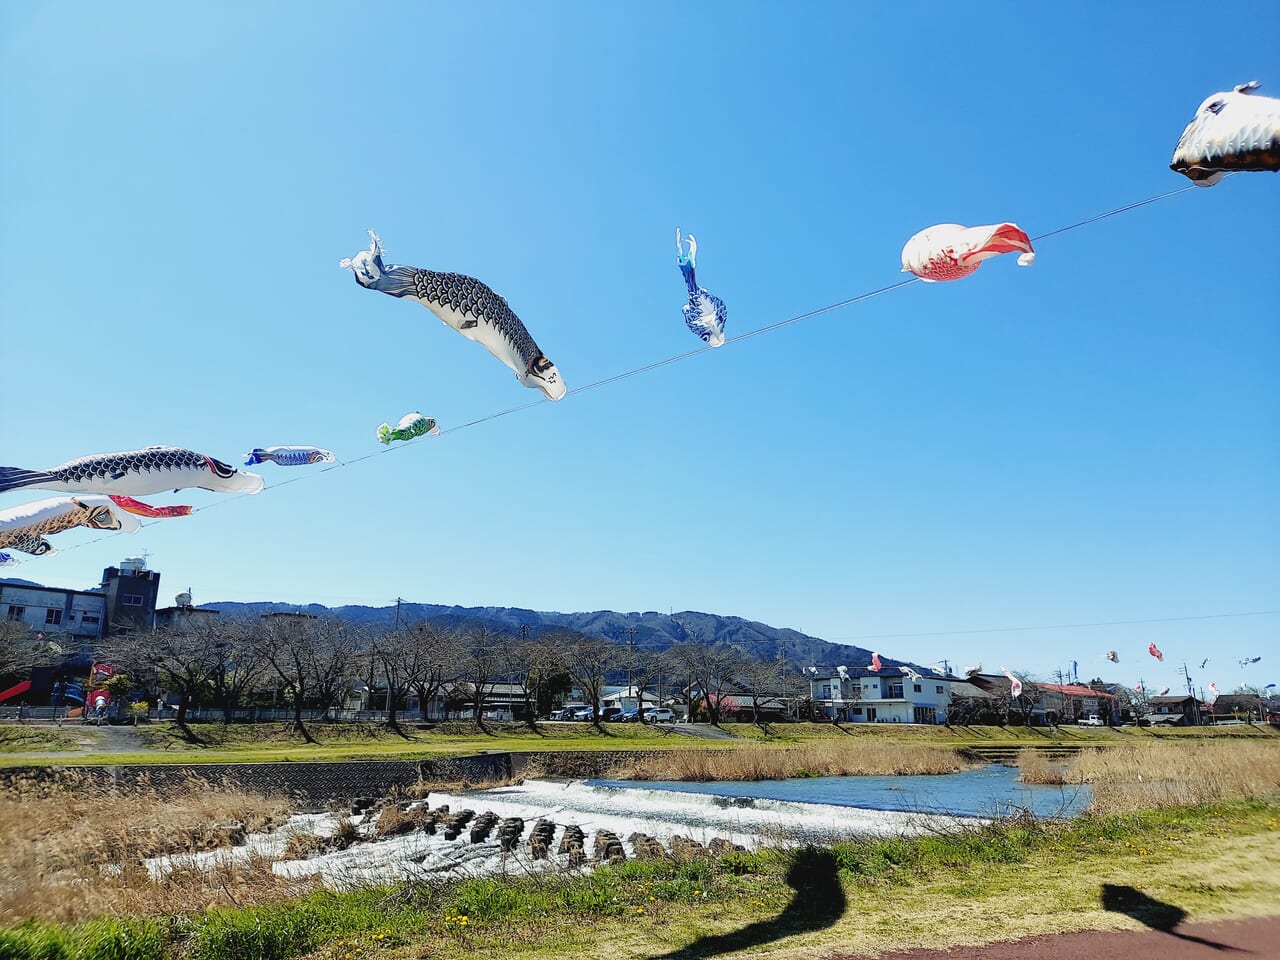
2, 2, 1277, 694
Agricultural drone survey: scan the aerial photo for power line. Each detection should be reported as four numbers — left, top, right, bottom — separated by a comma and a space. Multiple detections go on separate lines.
47, 180, 1213, 554
825, 609, 1280, 643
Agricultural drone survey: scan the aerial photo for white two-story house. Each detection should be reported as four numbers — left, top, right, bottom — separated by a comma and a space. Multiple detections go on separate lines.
809, 668, 951, 724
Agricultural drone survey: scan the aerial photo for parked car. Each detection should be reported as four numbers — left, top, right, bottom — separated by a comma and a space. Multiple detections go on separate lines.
571, 706, 595, 721
644, 708, 676, 723
1077, 714, 1104, 726
618, 709, 641, 723
600, 706, 624, 722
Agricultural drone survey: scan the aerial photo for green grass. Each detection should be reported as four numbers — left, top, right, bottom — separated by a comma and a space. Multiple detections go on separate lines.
0, 726, 82, 754
4, 797, 1276, 960
1, 719, 1273, 768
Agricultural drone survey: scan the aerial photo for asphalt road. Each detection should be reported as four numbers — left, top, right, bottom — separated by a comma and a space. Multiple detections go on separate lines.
853, 915, 1280, 960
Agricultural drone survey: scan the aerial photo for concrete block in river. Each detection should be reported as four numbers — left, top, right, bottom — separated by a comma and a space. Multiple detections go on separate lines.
498, 817, 525, 852
469, 811, 499, 844
627, 832, 668, 860
593, 830, 626, 864
529, 819, 556, 859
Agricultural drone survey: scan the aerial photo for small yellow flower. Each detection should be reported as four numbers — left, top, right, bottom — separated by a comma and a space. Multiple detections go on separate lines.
636, 907, 645, 914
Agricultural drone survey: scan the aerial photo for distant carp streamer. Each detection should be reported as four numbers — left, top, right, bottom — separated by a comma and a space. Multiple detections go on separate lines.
0, 496, 141, 557
342, 230, 566, 401
901, 223, 1035, 282
0, 446, 264, 498
377, 412, 440, 445
244, 446, 336, 467
1170, 81, 1280, 185
675, 228, 727, 347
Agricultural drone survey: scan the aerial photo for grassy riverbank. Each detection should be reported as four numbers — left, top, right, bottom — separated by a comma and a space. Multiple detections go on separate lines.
1014, 739, 1280, 814
3, 797, 1276, 960
0, 726, 83, 754
1, 719, 1273, 767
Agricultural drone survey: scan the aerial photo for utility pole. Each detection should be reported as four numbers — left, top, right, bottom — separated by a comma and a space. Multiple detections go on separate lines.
1182, 662, 1200, 726
623, 627, 638, 709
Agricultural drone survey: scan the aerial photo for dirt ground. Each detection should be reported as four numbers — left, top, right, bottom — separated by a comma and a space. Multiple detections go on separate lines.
854, 914, 1280, 959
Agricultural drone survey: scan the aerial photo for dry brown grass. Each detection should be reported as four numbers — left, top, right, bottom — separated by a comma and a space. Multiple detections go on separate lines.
606, 742, 974, 780
1014, 748, 1071, 785
1069, 740, 1280, 813
0, 771, 304, 924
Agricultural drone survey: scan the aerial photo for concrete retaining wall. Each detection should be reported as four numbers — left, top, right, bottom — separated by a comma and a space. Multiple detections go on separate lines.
0, 750, 684, 810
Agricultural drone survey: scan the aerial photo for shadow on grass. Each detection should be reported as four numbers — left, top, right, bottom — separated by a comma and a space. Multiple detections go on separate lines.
1100, 884, 1240, 952
173, 721, 210, 747
649, 848, 845, 959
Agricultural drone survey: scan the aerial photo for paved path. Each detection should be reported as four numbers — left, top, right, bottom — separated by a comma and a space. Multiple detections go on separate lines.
666, 723, 741, 741
2, 722, 151, 759
848, 915, 1279, 960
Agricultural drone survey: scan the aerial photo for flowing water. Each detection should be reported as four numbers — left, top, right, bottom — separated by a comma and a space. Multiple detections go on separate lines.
144, 767, 1089, 887
589, 763, 1092, 820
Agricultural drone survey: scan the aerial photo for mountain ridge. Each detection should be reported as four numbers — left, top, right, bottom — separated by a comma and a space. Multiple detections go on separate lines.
202, 599, 937, 674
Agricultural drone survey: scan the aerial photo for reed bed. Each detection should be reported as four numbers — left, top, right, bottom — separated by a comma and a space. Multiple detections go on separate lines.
607, 742, 975, 781
0, 772, 300, 924
1068, 740, 1280, 814
1014, 748, 1071, 785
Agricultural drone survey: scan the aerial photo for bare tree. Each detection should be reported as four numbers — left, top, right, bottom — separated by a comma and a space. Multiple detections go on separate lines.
206, 622, 267, 722
103, 622, 222, 737
737, 655, 785, 729
558, 632, 613, 728
373, 623, 455, 731
508, 634, 570, 730
309, 621, 362, 722
458, 626, 511, 729
255, 616, 323, 740
408, 626, 462, 722
667, 640, 743, 726
0, 620, 64, 678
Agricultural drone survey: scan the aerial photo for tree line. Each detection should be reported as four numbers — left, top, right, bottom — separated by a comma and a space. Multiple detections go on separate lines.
66, 617, 809, 737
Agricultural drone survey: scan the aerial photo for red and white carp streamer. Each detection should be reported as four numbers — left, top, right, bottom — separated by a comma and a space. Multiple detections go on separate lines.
1158, 686, 1170, 697
1148, 642, 1164, 662
1002, 667, 1023, 699
1208, 682, 1220, 699
901, 223, 1035, 282
869, 651, 883, 672
1134, 681, 1145, 693
108, 496, 194, 519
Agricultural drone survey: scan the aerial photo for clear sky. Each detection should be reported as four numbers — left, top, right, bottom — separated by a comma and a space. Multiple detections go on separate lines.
2, 2, 1277, 696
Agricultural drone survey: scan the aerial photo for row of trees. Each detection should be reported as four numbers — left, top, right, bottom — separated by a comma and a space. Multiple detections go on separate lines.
90, 617, 807, 736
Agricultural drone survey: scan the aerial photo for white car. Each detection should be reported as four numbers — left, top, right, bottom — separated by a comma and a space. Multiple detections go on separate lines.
1077, 715, 1104, 726
644, 708, 676, 723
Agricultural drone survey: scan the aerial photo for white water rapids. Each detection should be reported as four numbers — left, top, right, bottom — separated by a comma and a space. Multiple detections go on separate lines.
143, 778, 981, 888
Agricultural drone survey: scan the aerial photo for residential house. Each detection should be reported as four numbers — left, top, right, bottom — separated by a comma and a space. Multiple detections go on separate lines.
421, 680, 531, 721
1209, 694, 1266, 723
966, 673, 1047, 725
1038, 682, 1118, 724
809, 669, 951, 724
1145, 694, 1206, 726
945, 679, 1003, 725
